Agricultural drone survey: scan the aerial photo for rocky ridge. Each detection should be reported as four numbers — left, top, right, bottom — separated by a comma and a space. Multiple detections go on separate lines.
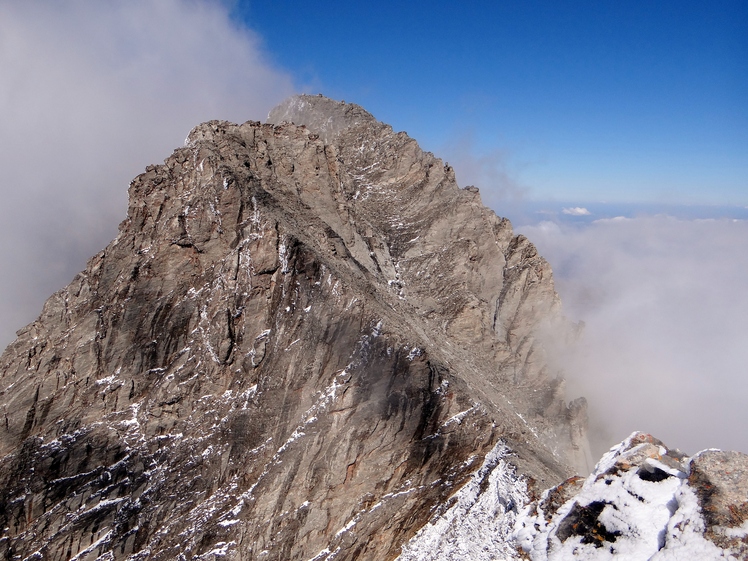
396, 431, 748, 560
516, 432, 748, 560
0, 95, 587, 560
0, 95, 743, 560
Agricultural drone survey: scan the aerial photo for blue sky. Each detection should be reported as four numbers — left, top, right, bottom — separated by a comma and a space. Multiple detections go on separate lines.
235, 0, 747, 205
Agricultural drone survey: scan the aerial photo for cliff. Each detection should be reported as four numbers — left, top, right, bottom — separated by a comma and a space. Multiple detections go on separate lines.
0, 95, 582, 560
4, 96, 741, 561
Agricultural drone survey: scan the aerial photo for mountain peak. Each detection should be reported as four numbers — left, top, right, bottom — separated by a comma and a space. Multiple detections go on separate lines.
1, 95, 743, 560
267, 94, 379, 143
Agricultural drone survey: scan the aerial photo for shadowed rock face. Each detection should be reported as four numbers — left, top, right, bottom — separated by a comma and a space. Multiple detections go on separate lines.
0, 96, 585, 560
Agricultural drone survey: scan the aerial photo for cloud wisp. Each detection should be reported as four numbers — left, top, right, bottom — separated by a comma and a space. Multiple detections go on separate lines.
440, 132, 529, 207
562, 207, 591, 216
520, 216, 748, 456
0, 1, 294, 349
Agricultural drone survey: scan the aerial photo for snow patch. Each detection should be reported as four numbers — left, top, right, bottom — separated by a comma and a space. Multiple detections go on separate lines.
515, 432, 739, 561
406, 347, 423, 361
397, 441, 527, 561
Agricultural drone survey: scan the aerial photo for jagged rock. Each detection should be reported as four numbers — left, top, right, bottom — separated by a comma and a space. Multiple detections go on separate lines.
0, 95, 584, 560
689, 450, 748, 557
2, 95, 745, 561
515, 432, 748, 560
397, 441, 529, 561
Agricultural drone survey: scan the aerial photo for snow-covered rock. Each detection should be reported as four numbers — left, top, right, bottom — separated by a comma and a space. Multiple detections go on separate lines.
515, 432, 748, 560
397, 441, 528, 561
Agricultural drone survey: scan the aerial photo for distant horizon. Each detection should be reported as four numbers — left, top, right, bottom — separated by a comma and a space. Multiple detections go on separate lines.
497, 200, 748, 229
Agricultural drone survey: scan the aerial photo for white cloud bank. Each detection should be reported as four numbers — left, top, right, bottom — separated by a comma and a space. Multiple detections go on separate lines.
0, 1, 294, 348
520, 216, 748, 456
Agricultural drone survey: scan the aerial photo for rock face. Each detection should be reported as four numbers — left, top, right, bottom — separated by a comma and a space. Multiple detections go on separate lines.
0, 95, 585, 560
2, 94, 745, 561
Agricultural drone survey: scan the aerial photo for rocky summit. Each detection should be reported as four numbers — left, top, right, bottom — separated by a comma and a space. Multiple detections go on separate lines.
0, 95, 745, 561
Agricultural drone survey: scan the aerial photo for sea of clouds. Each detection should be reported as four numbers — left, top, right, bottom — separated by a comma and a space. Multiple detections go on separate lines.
519, 214, 748, 457
451, 132, 748, 457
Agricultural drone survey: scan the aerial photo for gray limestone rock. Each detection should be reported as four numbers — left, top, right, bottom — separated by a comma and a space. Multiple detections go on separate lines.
0, 95, 586, 560
689, 450, 748, 557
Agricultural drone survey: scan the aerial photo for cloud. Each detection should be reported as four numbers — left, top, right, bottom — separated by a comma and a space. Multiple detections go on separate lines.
520, 216, 748, 456
0, 1, 294, 349
440, 132, 529, 207
562, 207, 591, 216
592, 216, 630, 223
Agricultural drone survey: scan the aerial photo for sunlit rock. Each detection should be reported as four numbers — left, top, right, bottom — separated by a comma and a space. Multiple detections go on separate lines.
0, 96, 585, 560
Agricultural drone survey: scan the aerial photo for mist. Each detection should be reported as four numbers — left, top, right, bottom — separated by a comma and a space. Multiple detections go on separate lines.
520, 215, 748, 457
0, 1, 294, 349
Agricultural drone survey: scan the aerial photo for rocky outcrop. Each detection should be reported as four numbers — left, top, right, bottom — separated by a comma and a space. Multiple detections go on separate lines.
689, 450, 748, 557
515, 432, 748, 560
388, 430, 748, 560
0, 95, 587, 560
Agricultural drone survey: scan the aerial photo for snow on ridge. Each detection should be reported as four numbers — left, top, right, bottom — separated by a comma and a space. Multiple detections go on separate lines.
395, 432, 746, 560
515, 432, 740, 561
396, 440, 528, 561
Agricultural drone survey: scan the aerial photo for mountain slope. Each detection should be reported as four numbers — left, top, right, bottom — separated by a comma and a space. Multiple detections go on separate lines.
0, 95, 585, 560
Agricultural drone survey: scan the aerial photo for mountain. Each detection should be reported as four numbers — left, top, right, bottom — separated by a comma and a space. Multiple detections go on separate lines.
0, 95, 744, 560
